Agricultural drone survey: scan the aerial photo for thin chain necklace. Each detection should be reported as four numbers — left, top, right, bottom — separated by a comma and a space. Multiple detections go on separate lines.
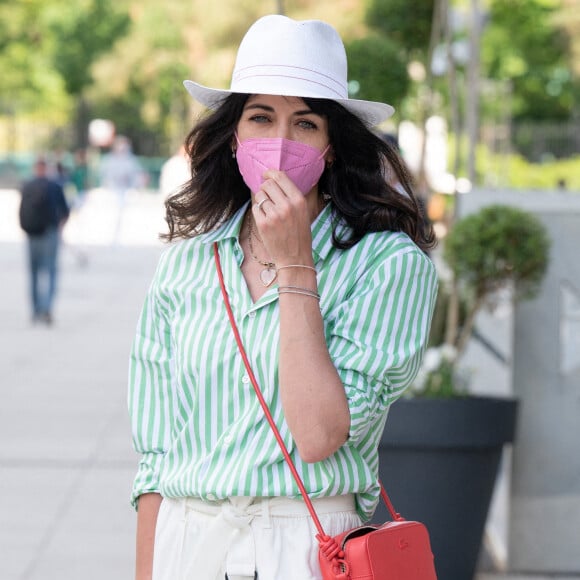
248, 215, 277, 287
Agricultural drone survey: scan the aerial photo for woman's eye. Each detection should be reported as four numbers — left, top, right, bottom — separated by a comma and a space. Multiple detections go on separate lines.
249, 114, 270, 123
298, 119, 317, 130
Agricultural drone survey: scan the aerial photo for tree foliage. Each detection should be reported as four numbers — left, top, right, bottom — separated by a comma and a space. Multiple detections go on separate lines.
1, 0, 578, 156
0, 0, 66, 113
346, 36, 409, 110
87, 0, 195, 153
433, 204, 551, 382
365, 0, 435, 59
444, 204, 551, 302
49, 0, 131, 96
482, 0, 577, 121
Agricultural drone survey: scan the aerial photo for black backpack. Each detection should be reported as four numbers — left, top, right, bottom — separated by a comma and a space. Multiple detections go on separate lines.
19, 178, 53, 235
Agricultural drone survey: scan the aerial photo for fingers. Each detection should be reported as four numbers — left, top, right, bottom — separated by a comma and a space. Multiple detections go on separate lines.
252, 169, 311, 238
251, 172, 313, 264
262, 169, 302, 199
254, 170, 304, 218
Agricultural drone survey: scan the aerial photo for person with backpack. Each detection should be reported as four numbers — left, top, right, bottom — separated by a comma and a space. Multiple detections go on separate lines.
19, 157, 70, 325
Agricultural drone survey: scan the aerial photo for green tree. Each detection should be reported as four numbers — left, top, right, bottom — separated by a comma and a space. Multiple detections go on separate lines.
3, 0, 576, 158
365, 0, 435, 58
49, 0, 130, 96
48, 0, 131, 147
0, 0, 131, 150
482, 0, 576, 121
87, 0, 193, 154
361, 0, 439, 196
0, 0, 67, 115
346, 36, 409, 110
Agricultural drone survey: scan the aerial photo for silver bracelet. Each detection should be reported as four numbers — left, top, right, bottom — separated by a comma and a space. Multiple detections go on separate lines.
276, 264, 317, 274
278, 286, 321, 301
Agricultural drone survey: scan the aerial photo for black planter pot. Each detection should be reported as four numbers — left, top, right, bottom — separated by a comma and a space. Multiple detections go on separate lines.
374, 396, 518, 580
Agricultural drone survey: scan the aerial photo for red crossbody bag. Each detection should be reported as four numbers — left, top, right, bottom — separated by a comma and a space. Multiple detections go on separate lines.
214, 243, 437, 579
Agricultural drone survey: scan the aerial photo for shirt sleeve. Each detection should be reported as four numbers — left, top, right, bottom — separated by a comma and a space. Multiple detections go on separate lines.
127, 253, 175, 509
329, 246, 438, 444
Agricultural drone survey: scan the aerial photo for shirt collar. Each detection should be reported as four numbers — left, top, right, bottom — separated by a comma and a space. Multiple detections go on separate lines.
199, 203, 249, 245
311, 204, 351, 263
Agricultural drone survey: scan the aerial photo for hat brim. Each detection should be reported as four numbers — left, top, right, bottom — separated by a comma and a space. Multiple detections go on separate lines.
183, 80, 395, 127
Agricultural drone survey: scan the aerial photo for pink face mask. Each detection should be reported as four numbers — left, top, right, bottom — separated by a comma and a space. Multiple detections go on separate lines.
235, 136, 330, 194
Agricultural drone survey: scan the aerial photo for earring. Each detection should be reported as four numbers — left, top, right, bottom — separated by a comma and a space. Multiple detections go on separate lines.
232, 149, 236, 159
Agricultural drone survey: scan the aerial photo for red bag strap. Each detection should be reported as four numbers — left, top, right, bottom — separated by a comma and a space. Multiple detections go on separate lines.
213, 243, 402, 537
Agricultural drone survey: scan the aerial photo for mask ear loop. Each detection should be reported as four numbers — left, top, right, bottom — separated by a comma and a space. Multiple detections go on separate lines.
321, 143, 333, 165
232, 133, 242, 158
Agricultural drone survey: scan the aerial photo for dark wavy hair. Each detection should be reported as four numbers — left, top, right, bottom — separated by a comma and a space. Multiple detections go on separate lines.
163, 93, 436, 251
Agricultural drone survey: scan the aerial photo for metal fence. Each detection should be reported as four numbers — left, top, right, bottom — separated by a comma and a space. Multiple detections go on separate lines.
481, 120, 580, 163
512, 120, 580, 162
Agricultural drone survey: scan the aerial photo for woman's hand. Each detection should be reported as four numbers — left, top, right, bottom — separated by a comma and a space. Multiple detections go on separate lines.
251, 169, 316, 268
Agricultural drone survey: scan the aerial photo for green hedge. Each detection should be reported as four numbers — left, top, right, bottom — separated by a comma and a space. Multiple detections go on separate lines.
477, 147, 580, 190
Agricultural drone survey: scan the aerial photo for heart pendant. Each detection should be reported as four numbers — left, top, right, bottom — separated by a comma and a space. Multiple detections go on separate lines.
260, 267, 277, 287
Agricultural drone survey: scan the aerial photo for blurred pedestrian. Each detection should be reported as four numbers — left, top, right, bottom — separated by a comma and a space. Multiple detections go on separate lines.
18, 157, 70, 325
380, 132, 432, 251
54, 159, 70, 190
64, 149, 92, 268
70, 148, 91, 205
100, 135, 143, 244
159, 144, 190, 198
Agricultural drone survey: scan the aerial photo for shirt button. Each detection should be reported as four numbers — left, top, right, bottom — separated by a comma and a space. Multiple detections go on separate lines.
242, 375, 250, 384
248, 311, 256, 318
223, 434, 233, 445
207, 493, 216, 501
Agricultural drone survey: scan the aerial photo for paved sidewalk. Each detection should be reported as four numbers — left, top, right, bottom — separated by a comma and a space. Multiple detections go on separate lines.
0, 189, 577, 579
0, 189, 163, 579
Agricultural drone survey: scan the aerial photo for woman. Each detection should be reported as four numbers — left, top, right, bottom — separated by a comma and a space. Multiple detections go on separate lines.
129, 14, 438, 580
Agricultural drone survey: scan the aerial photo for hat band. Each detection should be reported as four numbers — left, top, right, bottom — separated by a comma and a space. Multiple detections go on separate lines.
232, 64, 347, 99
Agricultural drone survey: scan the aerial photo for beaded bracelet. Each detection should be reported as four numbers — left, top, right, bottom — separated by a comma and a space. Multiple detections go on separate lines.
278, 285, 320, 301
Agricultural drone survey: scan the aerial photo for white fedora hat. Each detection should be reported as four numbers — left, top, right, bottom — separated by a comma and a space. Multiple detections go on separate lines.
183, 15, 394, 126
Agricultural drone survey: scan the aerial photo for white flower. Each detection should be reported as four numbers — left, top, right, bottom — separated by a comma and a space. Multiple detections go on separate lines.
440, 344, 458, 362
411, 367, 428, 392
422, 347, 442, 373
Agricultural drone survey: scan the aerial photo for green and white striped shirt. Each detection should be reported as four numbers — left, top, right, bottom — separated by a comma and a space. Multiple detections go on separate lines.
128, 203, 437, 521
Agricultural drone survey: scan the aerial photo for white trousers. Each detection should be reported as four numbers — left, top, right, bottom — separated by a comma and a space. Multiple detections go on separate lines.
152, 495, 361, 580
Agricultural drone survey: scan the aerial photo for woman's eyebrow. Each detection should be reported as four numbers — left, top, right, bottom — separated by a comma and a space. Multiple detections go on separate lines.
293, 108, 316, 116
243, 103, 275, 112
243, 103, 318, 117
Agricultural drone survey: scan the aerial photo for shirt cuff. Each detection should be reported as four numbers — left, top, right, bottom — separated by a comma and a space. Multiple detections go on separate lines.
345, 374, 408, 443
130, 452, 165, 510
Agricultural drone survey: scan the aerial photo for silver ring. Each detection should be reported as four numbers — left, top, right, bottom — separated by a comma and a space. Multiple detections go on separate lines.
257, 198, 270, 211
